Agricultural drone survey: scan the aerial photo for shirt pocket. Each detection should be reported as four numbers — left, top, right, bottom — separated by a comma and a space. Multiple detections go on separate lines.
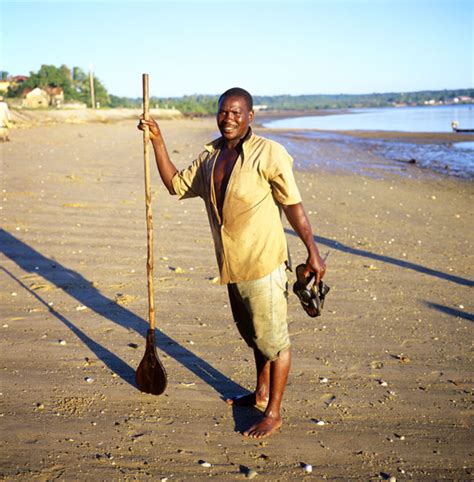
232, 172, 268, 206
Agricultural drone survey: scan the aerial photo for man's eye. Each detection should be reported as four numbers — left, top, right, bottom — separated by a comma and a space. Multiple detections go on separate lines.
219, 110, 240, 116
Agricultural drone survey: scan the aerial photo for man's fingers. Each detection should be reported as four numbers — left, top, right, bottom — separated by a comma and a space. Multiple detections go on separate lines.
303, 264, 316, 280
317, 267, 326, 283
305, 265, 325, 284
138, 119, 152, 131
316, 266, 326, 284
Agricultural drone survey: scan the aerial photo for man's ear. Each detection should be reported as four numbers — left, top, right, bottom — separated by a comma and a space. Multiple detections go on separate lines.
249, 110, 255, 123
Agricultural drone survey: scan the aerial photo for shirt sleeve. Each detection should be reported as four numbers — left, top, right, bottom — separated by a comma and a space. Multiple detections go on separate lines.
171, 151, 207, 199
267, 142, 302, 205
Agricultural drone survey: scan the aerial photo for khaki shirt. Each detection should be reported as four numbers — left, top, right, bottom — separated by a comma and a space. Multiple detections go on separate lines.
171, 130, 302, 284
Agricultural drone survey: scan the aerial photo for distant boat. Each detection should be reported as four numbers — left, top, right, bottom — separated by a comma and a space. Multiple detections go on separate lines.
451, 121, 474, 133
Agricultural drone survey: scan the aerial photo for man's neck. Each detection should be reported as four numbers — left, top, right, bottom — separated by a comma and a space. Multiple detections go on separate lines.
224, 139, 241, 151
223, 127, 251, 151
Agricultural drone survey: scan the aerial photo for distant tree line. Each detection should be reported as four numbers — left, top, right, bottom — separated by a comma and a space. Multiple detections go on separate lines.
109, 94, 218, 112
111, 88, 474, 114
5, 64, 110, 106
3, 64, 472, 113
253, 89, 474, 110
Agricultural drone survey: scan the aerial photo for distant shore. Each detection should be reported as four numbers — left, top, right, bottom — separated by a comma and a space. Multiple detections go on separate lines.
10, 107, 474, 143
9, 107, 183, 128
253, 108, 351, 125
9, 106, 349, 128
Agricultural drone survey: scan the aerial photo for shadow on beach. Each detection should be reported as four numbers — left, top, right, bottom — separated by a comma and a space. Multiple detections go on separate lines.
285, 229, 474, 287
0, 228, 246, 401
425, 301, 474, 322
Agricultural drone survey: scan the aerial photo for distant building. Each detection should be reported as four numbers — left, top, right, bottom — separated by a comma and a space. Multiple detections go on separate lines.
12, 75, 28, 84
453, 96, 473, 104
0, 75, 28, 94
254, 104, 268, 111
22, 86, 64, 108
0, 80, 10, 93
45, 86, 64, 107
23, 88, 50, 108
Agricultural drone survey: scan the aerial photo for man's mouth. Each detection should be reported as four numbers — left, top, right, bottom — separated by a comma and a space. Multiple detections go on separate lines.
222, 124, 237, 133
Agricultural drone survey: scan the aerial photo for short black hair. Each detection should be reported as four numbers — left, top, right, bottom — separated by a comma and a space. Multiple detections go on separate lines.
218, 87, 253, 111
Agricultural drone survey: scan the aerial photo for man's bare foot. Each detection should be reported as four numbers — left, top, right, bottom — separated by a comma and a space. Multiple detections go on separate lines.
226, 393, 268, 410
243, 414, 282, 439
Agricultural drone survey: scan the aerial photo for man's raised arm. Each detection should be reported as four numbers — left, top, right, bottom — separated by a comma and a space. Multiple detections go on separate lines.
138, 116, 178, 194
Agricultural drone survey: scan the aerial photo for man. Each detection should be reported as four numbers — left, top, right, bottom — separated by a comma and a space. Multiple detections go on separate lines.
0, 96, 11, 142
138, 87, 326, 439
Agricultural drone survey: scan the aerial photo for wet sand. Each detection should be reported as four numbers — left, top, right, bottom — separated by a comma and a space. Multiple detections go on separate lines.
1, 115, 473, 480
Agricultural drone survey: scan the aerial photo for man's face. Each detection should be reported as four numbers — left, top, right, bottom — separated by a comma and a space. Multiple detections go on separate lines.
217, 95, 254, 144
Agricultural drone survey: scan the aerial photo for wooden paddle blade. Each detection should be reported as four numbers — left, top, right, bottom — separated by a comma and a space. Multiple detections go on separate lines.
136, 329, 167, 395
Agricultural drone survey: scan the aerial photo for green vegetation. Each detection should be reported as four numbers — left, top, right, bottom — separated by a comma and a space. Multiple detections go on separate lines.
110, 88, 474, 114
152, 95, 219, 114
6, 64, 110, 106
108, 94, 217, 112
253, 89, 474, 110
4, 64, 473, 113
109, 95, 141, 108
201, 89, 474, 112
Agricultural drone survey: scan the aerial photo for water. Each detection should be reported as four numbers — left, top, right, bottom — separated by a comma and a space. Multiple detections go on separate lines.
264, 104, 474, 133
263, 105, 474, 179
454, 141, 474, 150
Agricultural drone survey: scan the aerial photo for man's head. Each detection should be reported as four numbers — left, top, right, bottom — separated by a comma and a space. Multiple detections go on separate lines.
218, 87, 253, 111
217, 87, 254, 145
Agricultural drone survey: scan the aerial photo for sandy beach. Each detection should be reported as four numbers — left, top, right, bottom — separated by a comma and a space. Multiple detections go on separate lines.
1, 113, 473, 480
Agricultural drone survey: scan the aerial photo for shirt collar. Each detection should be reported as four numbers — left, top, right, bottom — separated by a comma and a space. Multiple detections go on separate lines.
204, 127, 254, 153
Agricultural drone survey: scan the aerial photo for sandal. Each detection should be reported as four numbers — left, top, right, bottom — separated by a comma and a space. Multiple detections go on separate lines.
293, 264, 330, 317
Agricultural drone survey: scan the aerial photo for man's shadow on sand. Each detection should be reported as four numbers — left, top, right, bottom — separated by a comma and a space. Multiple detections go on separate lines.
285, 229, 474, 287
424, 301, 474, 323
0, 229, 260, 433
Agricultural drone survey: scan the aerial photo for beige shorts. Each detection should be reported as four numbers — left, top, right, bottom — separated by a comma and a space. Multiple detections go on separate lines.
227, 264, 290, 361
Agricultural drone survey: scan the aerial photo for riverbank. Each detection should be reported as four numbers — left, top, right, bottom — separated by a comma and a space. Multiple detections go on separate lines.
9, 107, 183, 128
1, 117, 472, 480
8, 107, 336, 129
264, 128, 474, 179
260, 104, 474, 179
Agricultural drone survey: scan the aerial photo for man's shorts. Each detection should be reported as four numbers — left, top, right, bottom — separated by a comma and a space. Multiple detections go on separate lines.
227, 264, 290, 361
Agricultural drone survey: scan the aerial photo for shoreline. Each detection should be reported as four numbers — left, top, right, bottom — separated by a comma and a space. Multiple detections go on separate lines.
8, 107, 183, 128
7, 108, 474, 181
10, 106, 474, 142
262, 126, 474, 143
260, 131, 474, 182
1, 118, 473, 479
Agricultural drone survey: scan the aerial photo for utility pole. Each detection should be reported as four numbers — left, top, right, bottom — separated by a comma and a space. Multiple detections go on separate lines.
89, 65, 96, 109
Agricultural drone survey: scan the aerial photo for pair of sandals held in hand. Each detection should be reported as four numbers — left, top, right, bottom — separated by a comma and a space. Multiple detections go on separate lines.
293, 264, 330, 318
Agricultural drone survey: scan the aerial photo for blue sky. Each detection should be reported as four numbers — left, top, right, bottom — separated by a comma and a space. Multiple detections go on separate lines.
1, 0, 472, 98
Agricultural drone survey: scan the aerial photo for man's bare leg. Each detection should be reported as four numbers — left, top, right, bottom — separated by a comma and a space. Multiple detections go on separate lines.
244, 347, 291, 439
226, 348, 270, 409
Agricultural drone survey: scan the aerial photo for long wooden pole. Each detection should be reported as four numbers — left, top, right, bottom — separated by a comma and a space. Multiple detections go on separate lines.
89, 66, 96, 109
142, 73, 155, 330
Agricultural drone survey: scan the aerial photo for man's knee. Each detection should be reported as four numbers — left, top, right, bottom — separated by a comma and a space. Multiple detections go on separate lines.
254, 340, 291, 362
